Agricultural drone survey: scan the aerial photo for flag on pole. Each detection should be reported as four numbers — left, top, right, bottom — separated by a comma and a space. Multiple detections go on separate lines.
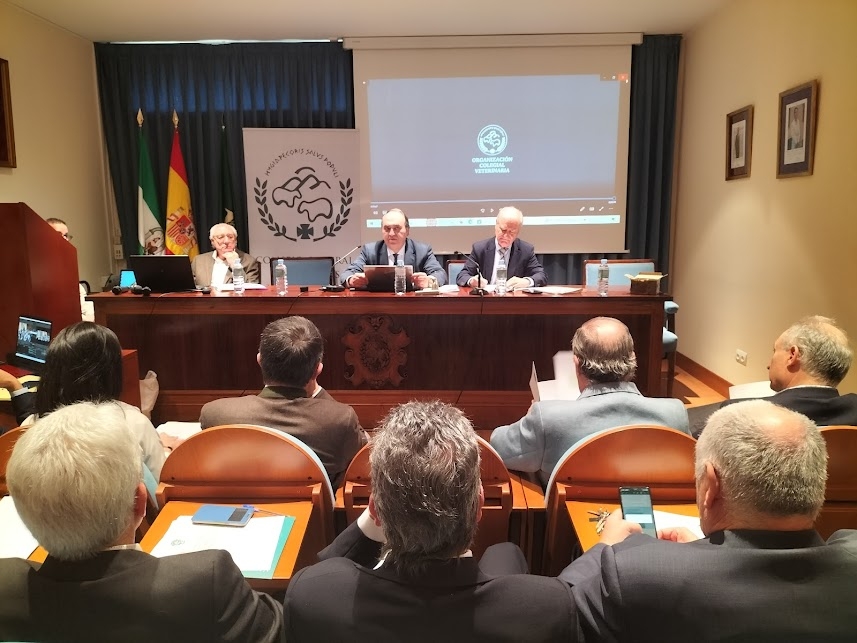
136, 109, 165, 255
165, 111, 199, 258
220, 123, 235, 227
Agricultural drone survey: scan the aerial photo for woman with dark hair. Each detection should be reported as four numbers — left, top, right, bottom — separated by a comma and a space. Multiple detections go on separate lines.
2, 322, 166, 480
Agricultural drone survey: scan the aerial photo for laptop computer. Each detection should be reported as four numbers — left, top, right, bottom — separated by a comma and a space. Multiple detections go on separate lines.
10, 315, 52, 374
128, 255, 196, 293
364, 264, 414, 292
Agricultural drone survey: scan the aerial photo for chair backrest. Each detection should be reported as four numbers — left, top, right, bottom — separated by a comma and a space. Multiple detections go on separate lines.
0, 427, 26, 496
816, 426, 857, 537
543, 424, 697, 575
447, 259, 467, 285
339, 436, 514, 558
583, 259, 656, 287
270, 257, 334, 286
157, 424, 335, 548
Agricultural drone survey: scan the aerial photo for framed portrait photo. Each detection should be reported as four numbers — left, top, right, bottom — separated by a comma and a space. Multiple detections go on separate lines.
0, 57, 17, 168
777, 80, 818, 178
725, 105, 753, 180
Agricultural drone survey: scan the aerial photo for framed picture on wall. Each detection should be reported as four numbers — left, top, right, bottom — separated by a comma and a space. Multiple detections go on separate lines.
777, 80, 818, 178
725, 105, 753, 180
0, 57, 17, 168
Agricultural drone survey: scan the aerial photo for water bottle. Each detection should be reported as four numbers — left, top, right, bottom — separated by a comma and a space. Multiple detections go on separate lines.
232, 259, 245, 295
496, 253, 507, 296
274, 259, 288, 296
394, 258, 407, 296
597, 259, 609, 297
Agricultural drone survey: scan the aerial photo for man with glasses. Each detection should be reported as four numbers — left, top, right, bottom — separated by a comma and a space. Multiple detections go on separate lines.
46, 217, 93, 321
456, 206, 546, 289
340, 208, 447, 289
190, 222, 260, 288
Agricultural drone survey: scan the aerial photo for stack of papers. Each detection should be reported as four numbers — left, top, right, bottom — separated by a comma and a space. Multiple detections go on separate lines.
530, 351, 581, 401
0, 496, 39, 559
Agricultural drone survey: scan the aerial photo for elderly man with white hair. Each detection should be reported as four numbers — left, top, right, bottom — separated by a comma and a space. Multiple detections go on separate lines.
191, 222, 260, 287
0, 402, 283, 643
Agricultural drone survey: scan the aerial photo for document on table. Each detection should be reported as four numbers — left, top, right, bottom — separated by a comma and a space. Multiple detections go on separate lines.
654, 510, 704, 540
213, 283, 267, 291
150, 514, 295, 578
0, 496, 39, 559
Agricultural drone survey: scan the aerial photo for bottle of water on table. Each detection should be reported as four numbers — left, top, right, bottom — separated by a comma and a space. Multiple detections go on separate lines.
274, 259, 288, 296
496, 253, 507, 296
597, 259, 609, 297
394, 258, 407, 296
233, 260, 245, 295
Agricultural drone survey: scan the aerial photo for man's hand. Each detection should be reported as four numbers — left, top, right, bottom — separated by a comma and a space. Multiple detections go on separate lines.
598, 508, 642, 546
0, 369, 23, 393
658, 526, 700, 543
223, 251, 239, 265
506, 276, 530, 290
469, 276, 487, 288
412, 272, 430, 289
356, 507, 386, 543
348, 273, 368, 288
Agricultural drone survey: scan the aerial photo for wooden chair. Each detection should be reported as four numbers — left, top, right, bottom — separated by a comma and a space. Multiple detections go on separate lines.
542, 424, 697, 575
583, 258, 678, 397
156, 424, 335, 564
338, 437, 515, 558
816, 426, 857, 538
0, 427, 26, 496
269, 257, 334, 286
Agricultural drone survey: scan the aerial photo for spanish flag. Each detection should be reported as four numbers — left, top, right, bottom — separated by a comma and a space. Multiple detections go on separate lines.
165, 115, 199, 258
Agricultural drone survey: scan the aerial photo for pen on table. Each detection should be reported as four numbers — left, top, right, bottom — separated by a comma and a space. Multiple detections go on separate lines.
242, 504, 282, 517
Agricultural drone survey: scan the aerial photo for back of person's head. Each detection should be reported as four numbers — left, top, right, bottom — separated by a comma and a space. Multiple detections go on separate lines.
697, 400, 827, 521
258, 316, 323, 388
35, 322, 123, 416
571, 316, 637, 383
370, 400, 481, 577
779, 315, 852, 386
7, 402, 142, 560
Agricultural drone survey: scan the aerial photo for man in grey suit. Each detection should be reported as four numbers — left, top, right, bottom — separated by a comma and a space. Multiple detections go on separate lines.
191, 222, 260, 287
561, 400, 857, 641
339, 208, 447, 289
491, 316, 689, 485
0, 402, 283, 643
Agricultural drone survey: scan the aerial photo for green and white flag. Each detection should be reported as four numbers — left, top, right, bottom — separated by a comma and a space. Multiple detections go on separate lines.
137, 111, 165, 255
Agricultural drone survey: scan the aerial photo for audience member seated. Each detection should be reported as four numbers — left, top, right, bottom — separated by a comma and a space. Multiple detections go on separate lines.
456, 206, 547, 289
199, 316, 364, 489
191, 222, 260, 287
283, 401, 577, 642
689, 315, 857, 436
0, 322, 165, 480
0, 402, 283, 643
561, 400, 857, 641
491, 316, 689, 485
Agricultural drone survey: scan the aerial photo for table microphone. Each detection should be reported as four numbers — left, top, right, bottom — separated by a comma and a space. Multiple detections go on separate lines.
322, 245, 362, 292
455, 250, 488, 297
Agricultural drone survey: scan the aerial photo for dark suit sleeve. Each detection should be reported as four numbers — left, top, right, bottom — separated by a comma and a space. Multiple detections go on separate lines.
339, 245, 372, 285
418, 245, 447, 286
519, 243, 547, 286
560, 542, 622, 642
456, 243, 482, 286
317, 520, 383, 566
11, 390, 36, 426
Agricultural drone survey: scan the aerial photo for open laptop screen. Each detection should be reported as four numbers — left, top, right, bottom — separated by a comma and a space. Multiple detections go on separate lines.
364, 265, 414, 292
15, 315, 52, 368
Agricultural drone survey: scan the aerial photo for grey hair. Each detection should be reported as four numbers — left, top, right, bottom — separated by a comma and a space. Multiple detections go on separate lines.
571, 317, 637, 383
7, 402, 142, 560
696, 400, 827, 519
209, 222, 238, 239
497, 206, 523, 224
779, 316, 852, 386
370, 401, 481, 577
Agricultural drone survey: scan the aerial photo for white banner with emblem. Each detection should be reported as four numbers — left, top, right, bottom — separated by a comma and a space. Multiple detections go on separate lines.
242, 128, 360, 284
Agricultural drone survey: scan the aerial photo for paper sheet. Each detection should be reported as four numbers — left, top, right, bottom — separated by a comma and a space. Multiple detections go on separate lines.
530, 352, 580, 402
532, 286, 581, 295
0, 496, 39, 559
653, 510, 705, 539
213, 283, 267, 291
156, 421, 202, 440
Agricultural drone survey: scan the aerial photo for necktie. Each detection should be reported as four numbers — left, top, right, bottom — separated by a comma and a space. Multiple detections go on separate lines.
392, 253, 399, 266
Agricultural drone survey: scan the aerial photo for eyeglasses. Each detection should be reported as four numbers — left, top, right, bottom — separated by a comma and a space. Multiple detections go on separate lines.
62, 233, 73, 241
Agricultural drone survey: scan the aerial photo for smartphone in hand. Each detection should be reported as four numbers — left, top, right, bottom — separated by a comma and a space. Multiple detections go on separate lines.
619, 486, 657, 537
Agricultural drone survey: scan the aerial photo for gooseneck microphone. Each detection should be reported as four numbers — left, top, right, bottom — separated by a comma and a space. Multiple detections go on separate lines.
322, 245, 362, 292
455, 250, 488, 297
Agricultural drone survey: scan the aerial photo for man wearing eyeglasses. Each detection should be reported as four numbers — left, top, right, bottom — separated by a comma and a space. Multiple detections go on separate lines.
456, 206, 547, 290
340, 208, 447, 290
46, 217, 94, 322
190, 222, 260, 288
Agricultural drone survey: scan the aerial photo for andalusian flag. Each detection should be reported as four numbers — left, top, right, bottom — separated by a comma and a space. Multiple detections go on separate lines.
136, 110, 165, 255
165, 114, 199, 258
220, 124, 235, 227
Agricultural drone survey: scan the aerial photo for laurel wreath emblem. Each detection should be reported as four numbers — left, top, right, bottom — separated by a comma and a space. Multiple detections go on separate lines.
255, 177, 352, 242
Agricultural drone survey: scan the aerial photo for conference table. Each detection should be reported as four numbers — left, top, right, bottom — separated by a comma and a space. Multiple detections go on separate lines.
90, 285, 670, 430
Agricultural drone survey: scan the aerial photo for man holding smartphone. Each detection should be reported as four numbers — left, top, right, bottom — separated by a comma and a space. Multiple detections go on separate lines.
560, 400, 857, 640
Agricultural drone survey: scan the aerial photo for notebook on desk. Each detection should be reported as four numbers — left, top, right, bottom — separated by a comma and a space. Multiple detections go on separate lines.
363, 265, 414, 292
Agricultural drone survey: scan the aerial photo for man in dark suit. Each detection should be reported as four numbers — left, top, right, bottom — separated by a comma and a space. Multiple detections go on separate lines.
199, 315, 364, 489
0, 401, 283, 643
561, 400, 857, 641
284, 400, 577, 642
689, 315, 857, 436
456, 206, 547, 289
339, 208, 446, 289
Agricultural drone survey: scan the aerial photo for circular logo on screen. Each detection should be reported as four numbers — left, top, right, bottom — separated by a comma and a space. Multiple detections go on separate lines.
477, 125, 508, 156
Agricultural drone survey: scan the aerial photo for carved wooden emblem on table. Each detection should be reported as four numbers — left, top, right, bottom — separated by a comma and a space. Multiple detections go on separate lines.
342, 315, 409, 388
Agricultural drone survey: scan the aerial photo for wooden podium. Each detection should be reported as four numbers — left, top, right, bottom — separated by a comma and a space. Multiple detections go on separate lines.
0, 203, 80, 358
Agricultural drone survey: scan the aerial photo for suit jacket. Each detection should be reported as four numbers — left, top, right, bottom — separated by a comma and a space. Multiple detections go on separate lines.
339, 239, 447, 286
283, 521, 577, 642
559, 529, 857, 642
456, 237, 547, 287
0, 549, 283, 643
191, 249, 261, 287
688, 386, 857, 437
199, 386, 365, 489
490, 382, 690, 485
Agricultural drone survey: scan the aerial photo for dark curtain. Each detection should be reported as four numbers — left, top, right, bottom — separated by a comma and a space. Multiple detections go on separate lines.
95, 42, 354, 258
538, 34, 682, 285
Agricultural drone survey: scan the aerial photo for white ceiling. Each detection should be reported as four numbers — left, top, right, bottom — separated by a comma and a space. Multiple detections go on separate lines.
4, 0, 726, 43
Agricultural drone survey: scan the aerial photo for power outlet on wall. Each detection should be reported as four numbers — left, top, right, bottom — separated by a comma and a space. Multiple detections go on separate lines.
735, 349, 748, 366
113, 244, 124, 260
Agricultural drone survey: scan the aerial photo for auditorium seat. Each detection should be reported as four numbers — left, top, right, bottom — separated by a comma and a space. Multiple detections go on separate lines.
816, 426, 857, 538
446, 259, 467, 285
0, 427, 26, 496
